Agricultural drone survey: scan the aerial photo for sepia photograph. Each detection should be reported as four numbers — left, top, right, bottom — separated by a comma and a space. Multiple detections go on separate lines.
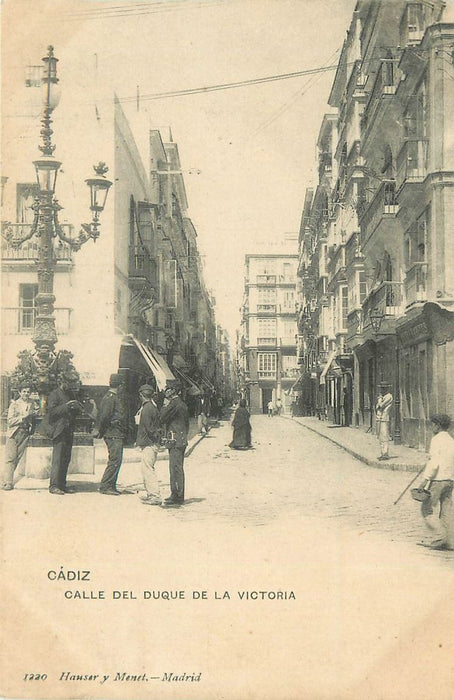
1, 0, 454, 699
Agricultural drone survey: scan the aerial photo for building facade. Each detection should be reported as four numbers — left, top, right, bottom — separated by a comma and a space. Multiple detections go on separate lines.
1, 49, 229, 422
297, 0, 454, 449
240, 236, 298, 414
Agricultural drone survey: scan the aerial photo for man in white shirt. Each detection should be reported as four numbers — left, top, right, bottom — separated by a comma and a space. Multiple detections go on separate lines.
419, 414, 454, 551
3, 385, 36, 490
375, 382, 393, 460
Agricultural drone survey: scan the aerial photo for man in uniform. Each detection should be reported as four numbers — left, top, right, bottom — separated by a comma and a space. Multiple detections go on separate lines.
159, 382, 189, 506
42, 376, 83, 495
96, 373, 127, 495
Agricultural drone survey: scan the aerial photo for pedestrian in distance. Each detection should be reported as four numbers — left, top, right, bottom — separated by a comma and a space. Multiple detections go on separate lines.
159, 382, 189, 506
2, 384, 38, 491
229, 399, 252, 450
275, 397, 283, 416
267, 399, 274, 417
196, 393, 209, 435
96, 373, 128, 496
375, 382, 393, 460
343, 387, 352, 427
135, 384, 162, 506
417, 414, 454, 551
40, 376, 83, 495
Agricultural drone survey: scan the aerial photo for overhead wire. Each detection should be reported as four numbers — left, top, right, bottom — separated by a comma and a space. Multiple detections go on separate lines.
250, 46, 343, 138
63, 0, 241, 20
116, 62, 352, 104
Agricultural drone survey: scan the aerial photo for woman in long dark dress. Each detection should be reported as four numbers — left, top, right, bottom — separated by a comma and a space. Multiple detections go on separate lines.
229, 399, 252, 450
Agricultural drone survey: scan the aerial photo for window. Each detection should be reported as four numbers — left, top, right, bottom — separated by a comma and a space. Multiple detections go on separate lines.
19, 284, 38, 331
341, 286, 348, 329
359, 271, 367, 305
258, 353, 277, 374
165, 259, 177, 308
16, 183, 39, 224
258, 288, 276, 304
405, 207, 429, 266
258, 318, 277, 337
283, 291, 295, 309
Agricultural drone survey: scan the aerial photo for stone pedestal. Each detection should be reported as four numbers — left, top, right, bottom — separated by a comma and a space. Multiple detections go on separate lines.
17, 444, 96, 480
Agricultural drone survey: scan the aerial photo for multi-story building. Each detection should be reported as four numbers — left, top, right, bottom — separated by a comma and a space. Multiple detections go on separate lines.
297, 0, 454, 449
240, 236, 298, 414
1, 48, 226, 421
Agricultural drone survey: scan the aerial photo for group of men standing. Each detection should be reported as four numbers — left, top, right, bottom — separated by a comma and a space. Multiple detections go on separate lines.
3, 374, 189, 507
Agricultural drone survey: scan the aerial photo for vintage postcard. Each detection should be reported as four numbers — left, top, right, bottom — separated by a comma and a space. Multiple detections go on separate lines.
1, 1, 454, 699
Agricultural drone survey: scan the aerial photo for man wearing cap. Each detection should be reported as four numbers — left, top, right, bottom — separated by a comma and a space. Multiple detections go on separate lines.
418, 414, 454, 551
375, 383, 393, 460
159, 383, 189, 505
96, 374, 127, 495
3, 384, 37, 491
135, 385, 162, 506
41, 376, 84, 495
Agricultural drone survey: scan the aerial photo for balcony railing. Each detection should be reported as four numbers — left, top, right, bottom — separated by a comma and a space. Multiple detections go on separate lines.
359, 179, 399, 237
2, 225, 74, 262
405, 262, 428, 306
257, 337, 277, 346
363, 281, 404, 325
2, 307, 72, 335
396, 138, 429, 190
258, 370, 276, 379
256, 275, 276, 285
256, 304, 276, 313
362, 59, 399, 134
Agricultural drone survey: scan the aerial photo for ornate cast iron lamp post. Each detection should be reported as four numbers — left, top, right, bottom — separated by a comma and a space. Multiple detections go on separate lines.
5, 46, 112, 390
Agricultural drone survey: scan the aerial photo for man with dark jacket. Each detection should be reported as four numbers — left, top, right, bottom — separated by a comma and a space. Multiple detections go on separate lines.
159, 383, 189, 505
96, 374, 127, 495
135, 384, 162, 506
42, 377, 83, 495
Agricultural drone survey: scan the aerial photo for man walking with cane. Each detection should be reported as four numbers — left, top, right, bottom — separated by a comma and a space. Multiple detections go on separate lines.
416, 414, 454, 550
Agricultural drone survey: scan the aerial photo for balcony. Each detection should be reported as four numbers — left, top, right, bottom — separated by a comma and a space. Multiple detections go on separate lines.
258, 371, 276, 379
363, 281, 404, 333
405, 262, 428, 307
361, 59, 399, 139
1, 224, 74, 263
256, 275, 276, 285
257, 337, 277, 347
2, 307, 72, 335
396, 138, 429, 191
256, 304, 276, 314
359, 179, 399, 240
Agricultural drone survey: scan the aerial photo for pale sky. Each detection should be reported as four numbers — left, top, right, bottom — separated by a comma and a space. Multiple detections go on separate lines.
2, 0, 357, 340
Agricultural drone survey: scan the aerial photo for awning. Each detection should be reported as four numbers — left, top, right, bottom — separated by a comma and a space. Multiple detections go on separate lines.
174, 367, 202, 396
131, 337, 176, 391
319, 350, 337, 385
199, 374, 215, 391
289, 375, 304, 392
172, 353, 189, 370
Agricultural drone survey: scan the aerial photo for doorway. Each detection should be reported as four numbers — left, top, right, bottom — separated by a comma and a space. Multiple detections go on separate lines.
262, 387, 273, 414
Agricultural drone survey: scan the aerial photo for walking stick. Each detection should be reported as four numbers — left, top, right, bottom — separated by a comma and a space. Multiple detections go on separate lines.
393, 466, 426, 505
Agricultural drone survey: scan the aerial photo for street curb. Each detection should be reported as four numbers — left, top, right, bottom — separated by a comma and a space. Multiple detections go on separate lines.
287, 417, 423, 473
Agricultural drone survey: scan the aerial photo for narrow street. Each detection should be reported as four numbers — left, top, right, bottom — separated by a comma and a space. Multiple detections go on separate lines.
2, 417, 454, 700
